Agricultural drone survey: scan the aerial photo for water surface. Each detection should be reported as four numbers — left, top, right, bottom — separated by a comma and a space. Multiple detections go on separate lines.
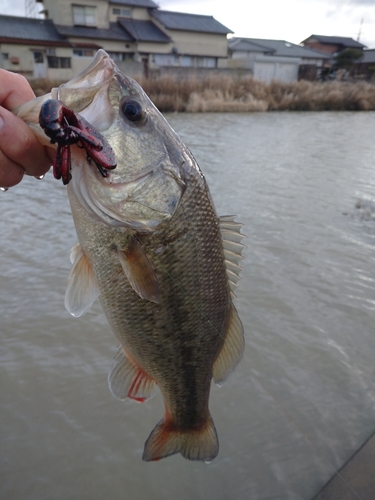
1, 111, 375, 500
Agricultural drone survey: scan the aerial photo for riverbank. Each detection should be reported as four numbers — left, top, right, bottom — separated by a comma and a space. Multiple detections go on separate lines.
29, 75, 375, 112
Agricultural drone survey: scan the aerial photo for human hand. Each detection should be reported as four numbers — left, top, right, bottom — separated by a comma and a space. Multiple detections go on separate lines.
0, 69, 53, 190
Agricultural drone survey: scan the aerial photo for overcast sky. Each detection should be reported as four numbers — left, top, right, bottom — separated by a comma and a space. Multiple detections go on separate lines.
1, 0, 375, 48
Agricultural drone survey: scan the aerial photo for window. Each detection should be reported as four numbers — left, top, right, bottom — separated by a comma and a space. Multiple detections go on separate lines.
72, 5, 96, 26
60, 58, 71, 68
181, 56, 194, 67
107, 52, 133, 62
33, 51, 44, 63
73, 49, 94, 57
46, 48, 56, 56
47, 56, 71, 68
112, 7, 131, 17
197, 57, 216, 68
154, 54, 180, 67
1, 53, 9, 60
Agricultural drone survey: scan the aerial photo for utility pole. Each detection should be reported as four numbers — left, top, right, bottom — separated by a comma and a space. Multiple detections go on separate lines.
357, 18, 363, 42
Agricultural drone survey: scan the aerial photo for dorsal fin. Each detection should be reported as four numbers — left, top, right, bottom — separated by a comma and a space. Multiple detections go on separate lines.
117, 236, 160, 304
219, 215, 245, 297
213, 304, 244, 385
65, 243, 98, 317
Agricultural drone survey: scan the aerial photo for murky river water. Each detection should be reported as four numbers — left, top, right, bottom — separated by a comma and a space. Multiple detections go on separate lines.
1, 111, 375, 500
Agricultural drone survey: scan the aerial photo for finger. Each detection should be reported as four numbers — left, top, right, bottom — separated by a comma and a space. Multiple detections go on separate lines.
0, 107, 51, 179
0, 70, 35, 110
0, 150, 24, 188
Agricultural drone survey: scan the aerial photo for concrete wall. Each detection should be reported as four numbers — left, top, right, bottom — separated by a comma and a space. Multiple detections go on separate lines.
148, 66, 253, 79
132, 7, 152, 20
136, 41, 173, 55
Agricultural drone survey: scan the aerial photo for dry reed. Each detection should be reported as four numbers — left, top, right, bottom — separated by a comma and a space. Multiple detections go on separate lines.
28, 74, 375, 113
29, 79, 65, 97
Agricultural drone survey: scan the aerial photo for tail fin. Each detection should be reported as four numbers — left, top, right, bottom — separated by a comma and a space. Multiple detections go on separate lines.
142, 414, 219, 462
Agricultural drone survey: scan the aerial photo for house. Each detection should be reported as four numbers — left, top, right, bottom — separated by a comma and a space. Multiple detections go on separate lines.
354, 49, 375, 80
301, 35, 366, 55
0, 0, 232, 79
0, 15, 73, 79
226, 37, 329, 83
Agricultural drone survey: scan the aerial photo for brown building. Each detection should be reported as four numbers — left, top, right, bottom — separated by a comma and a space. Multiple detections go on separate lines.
301, 34, 366, 55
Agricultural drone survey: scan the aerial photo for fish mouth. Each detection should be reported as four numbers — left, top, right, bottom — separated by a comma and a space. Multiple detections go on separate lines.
54, 50, 117, 131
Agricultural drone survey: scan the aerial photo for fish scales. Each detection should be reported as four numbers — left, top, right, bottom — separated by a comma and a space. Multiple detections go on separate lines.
14, 49, 245, 462
68, 167, 230, 428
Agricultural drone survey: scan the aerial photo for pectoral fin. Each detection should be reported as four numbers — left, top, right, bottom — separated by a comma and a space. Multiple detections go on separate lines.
65, 244, 98, 317
117, 237, 160, 304
108, 346, 157, 403
213, 304, 244, 385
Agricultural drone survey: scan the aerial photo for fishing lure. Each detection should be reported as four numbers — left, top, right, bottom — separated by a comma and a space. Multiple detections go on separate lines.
39, 99, 116, 185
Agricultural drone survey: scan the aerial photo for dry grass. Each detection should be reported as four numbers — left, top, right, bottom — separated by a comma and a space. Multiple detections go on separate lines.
136, 74, 375, 112
266, 79, 375, 111
29, 78, 65, 97
29, 74, 375, 112
135, 74, 270, 112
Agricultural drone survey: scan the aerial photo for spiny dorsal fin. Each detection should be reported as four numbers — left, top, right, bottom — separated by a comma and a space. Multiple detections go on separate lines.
213, 304, 244, 385
65, 243, 98, 317
219, 215, 245, 297
117, 237, 160, 304
108, 346, 157, 403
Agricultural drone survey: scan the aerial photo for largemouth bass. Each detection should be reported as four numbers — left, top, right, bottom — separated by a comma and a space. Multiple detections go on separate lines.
15, 50, 245, 462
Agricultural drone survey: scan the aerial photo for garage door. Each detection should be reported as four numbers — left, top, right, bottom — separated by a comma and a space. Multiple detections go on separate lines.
253, 62, 276, 83
275, 63, 298, 82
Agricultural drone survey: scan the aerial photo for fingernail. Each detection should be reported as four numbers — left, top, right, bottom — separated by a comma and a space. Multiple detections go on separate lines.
0, 113, 4, 130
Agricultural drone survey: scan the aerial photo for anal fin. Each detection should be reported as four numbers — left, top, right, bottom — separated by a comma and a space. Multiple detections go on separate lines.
108, 346, 157, 403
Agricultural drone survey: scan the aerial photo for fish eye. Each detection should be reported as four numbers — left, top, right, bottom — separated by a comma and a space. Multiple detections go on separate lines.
121, 99, 145, 123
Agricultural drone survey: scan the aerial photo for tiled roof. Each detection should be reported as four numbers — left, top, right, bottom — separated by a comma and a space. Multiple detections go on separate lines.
228, 39, 274, 54
0, 15, 68, 44
152, 10, 232, 34
109, 0, 158, 7
55, 22, 133, 41
229, 37, 330, 59
118, 18, 170, 42
70, 42, 103, 49
302, 35, 366, 49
